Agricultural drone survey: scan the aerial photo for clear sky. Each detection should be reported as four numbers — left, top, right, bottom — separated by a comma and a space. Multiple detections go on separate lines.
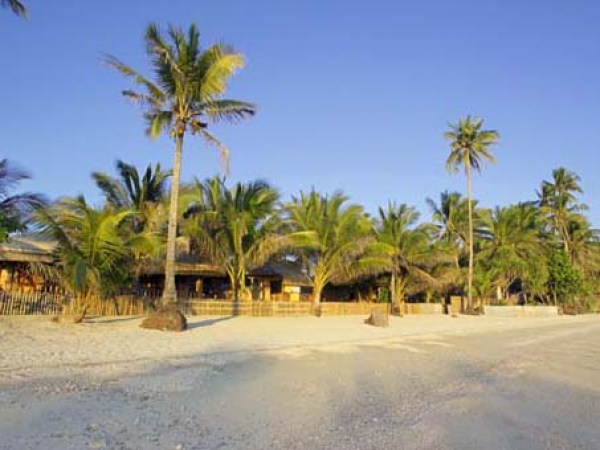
2, 0, 599, 225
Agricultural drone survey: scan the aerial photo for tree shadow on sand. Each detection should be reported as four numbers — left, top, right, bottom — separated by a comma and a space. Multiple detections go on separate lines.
88, 317, 142, 324
187, 316, 236, 329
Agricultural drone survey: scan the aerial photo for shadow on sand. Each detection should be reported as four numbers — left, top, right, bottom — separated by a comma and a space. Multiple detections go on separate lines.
88, 316, 142, 324
187, 316, 236, 330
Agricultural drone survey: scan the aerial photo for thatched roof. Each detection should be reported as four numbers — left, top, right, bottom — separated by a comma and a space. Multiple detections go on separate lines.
0, 234, 55, 264
250, 261, 312, 287
140, 261, 226, 277
140, 259, 312, 286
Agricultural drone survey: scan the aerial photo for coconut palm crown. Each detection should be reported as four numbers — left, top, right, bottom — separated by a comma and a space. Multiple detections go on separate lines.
92, 160, 171, 233
105, 23, 256, 303
539, 167, 587, 255
285, 191, 376, 312
370, 202, 440, 309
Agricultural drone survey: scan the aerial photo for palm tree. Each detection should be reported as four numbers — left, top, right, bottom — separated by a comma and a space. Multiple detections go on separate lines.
426, 191, 470, 267
105, 23, 256, 304
369, 202, 439, 311
37, 196, 159, 316
1, 0, 26, 17
539, 167, 586, 255
0, 159, 44, 241
92, 160, 171, 232
183, 177, 283, 300
478, 203, 545, 301
444, 116, 499, 310
284, 191, 376, 313
564, 215, 600, 277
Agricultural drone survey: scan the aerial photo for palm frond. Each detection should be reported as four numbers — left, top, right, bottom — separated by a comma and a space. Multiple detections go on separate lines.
1, 0, 27, 17
198, 45, 246, 99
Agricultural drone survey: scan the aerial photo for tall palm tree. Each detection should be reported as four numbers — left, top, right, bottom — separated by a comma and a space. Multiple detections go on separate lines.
369, 202, 440, 311
539, 167, 586, 255
0, 159, 44, 241
105, 23, 256, 304
284, 191, 376, 313
444, 116, 499, 310
1, 0, 26, 17
183, 177, 283, 300
92, 160, 171, 232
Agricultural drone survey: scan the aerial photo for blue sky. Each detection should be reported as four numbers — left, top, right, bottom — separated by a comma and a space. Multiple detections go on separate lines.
2, 0, 599, 225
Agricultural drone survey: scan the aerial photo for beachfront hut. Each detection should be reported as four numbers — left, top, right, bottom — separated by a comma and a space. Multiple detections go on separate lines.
138, 259, 313, 302
249, 261, 313, 301
137, 259, 228, 299
0, 234, 55, 292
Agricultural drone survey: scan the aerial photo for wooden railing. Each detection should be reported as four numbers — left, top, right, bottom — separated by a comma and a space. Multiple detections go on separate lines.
320, 302, 391, 316
0, 291, 394, 317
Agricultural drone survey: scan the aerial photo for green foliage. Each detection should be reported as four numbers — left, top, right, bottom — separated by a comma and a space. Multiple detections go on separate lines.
378, 287, 390, 303
472, 265, 495, 299
106, 22, 256, 301
566, 215, 600, 276
105, 23, 256, 157
368, 202, 447, 304
444, 116, 499, 309
37, 196, 159, 300
93, 160, 171, 232
0, 159, 45, 240
427, 191, 470, 248
444, 116, 499, 175
547, 249, 585, 305
284, 191, 376, 305
478, 203, 546, 299
183, 177, 283, 299
0, 212, 24, 242
539, 167, 587, 255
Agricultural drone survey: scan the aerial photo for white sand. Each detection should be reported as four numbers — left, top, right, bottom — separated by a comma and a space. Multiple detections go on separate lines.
2, 314, 600, 449
1, 314, 596, 387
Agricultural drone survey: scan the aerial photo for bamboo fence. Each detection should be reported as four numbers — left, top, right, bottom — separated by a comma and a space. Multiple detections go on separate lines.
0, 291, 394, 317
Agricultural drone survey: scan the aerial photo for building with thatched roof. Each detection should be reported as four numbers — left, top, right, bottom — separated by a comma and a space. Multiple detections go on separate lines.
0, 234, 56, 292
137, 258, 313, 301
0, 234, 315, 300
249, 261, 312, 301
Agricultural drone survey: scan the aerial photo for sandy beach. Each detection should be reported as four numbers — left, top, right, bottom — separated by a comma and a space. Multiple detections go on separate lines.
1, 315, 600, 449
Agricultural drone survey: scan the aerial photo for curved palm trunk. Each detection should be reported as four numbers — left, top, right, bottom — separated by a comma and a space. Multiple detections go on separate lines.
312, 286, 323, 315
162, 133, 184, 305
466, 162, 474, 312
312, 270, 326, 316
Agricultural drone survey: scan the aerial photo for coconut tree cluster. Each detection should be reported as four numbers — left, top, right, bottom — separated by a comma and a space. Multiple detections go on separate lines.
4, 155, 597, 314
2, 23, 598, 315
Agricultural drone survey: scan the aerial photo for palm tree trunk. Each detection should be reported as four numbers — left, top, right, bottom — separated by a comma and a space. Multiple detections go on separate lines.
390, 268, 396, 304
561, 222, 571, 258
238, 265, 246, 300
312, 276, 324, 316
313, 287, 322, 315
162, 133, 184, 305
466, 162, 474, 312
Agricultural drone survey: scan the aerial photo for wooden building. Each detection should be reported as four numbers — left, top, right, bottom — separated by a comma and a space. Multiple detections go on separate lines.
0, 235, 55, 293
